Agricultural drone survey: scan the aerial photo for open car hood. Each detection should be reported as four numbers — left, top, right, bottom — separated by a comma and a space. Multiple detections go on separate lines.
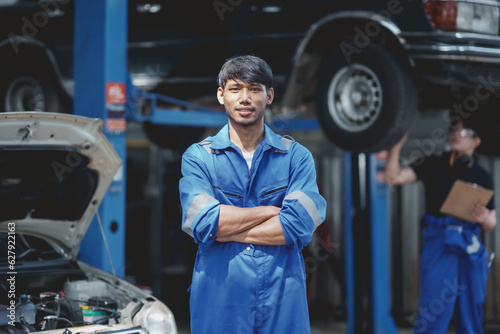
0, 112, 121, 259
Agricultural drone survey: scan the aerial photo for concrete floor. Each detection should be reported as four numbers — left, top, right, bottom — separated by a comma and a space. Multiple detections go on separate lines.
176, 320, 474, 333
177, 320, 500, 333
176, 321, 421, 334
175, 322, 350, 334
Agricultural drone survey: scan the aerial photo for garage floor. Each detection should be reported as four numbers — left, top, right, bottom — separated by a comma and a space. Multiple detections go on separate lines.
175, 322, 349, 334
178, 319, 499, 333
175, 320, 423, 333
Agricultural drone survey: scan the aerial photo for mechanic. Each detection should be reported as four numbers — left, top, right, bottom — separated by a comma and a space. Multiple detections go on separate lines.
384, 117, 496, 334
179, 55, 326, 333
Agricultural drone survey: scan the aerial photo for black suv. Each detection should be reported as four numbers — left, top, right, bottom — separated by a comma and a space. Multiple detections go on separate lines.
1, 0, 499, 153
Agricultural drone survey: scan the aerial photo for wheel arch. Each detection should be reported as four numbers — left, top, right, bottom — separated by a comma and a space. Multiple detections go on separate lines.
0, 37, 71, 98
281, 11, 412, 110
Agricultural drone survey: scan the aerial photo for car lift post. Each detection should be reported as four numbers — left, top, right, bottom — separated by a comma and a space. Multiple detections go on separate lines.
73, 0, 128, 277
344, 152, 398, 334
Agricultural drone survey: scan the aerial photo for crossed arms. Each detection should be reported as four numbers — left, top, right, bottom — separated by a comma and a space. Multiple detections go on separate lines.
216, 205, 286, 245
179, 147, 326, 248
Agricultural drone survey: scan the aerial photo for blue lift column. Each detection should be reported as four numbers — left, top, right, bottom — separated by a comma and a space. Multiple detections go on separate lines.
73, 0, 128, 277
344, 152, 398, 334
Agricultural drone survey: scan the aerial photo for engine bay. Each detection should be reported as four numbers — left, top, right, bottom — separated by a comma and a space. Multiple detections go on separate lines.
0, 279, 128, 333
0, 233, 156, 334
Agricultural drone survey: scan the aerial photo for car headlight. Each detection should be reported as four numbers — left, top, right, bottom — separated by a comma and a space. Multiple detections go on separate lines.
135, 300, 178, 334
424, 0, 500, 35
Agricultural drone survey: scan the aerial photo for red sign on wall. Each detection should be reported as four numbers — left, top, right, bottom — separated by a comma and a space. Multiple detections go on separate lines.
106, 119, 127, 132
106, 82, 126, 105
105, 82, 126, 133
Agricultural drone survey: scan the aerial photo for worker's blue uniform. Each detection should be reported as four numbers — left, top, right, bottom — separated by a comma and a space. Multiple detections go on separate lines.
414, 214, 490, 334
179, 124, 326, 334
411, 153, 494, 334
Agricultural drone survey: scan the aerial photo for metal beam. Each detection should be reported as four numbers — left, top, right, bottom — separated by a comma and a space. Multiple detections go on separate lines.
74, 0, 128, 277
344, 152, 398, 333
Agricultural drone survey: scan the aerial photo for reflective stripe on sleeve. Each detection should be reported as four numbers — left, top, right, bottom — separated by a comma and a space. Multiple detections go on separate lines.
285, 190, 323, 229
280, 136, 294, 150
183, 192, 217, 237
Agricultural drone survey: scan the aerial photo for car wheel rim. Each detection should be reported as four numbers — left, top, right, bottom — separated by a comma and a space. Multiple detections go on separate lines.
327, 64, 383, 133
5, 76, 46, 112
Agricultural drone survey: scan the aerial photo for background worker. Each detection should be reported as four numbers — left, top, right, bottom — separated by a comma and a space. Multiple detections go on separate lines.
384, 116, 496, 334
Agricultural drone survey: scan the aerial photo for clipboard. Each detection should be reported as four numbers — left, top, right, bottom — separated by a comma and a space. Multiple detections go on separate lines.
440, 180, 494, 222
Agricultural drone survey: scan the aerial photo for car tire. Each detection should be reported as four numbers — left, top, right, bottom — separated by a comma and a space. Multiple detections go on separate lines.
0, 65, 64, 113
315, 41, 417, 153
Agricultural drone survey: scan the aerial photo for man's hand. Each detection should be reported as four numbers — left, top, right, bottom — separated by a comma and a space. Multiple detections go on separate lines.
471, 205, 489, 223
217, 215, 286, 245
471, 205, 497, 232
393, 132, 409, 151
384, 132, 417, 185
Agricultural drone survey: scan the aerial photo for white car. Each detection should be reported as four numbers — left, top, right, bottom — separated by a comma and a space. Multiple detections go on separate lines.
0, 112, 177, 334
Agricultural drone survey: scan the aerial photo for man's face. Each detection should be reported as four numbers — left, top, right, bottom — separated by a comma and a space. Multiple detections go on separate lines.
449, 122, 480, 152
217, 79, 274, 127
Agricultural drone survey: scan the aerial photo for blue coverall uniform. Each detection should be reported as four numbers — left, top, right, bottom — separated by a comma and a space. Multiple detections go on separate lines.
179, 124, 327, 334
411, 152, 494, 334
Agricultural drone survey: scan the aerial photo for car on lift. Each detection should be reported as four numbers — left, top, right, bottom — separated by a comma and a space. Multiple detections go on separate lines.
0, 112, 178, 334
0, 0, 499, 153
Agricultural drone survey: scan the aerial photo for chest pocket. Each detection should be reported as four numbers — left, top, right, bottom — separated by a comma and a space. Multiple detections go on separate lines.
258, 183, 288, 206
200, 139, 245, 207
212, 186, 244, 207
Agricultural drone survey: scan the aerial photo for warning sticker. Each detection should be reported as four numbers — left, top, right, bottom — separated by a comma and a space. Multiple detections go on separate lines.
106, 118, 127, 133
106, 82, 126, 105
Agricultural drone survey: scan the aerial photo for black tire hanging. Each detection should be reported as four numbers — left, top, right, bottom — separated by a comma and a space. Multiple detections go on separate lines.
0, 57, 64, 113
315, 41, 417, 153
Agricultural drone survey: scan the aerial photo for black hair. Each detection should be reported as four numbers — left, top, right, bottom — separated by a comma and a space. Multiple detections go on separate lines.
217, 55, 273, 90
